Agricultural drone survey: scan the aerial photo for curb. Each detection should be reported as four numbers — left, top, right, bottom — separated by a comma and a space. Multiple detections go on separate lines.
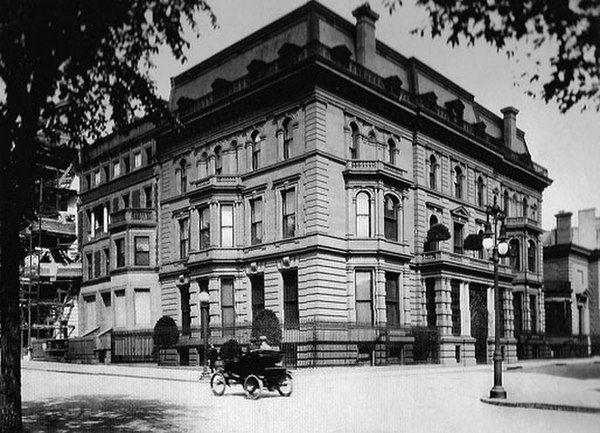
480, 397, 600, 414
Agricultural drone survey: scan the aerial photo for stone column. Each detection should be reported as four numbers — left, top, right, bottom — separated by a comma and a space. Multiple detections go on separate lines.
523, 292, 531, 332
460, 281, 471, 337
90, 211, 96, 238
190, 207, 199, 252
375, 187, 383, 237
437, 278, 452, 336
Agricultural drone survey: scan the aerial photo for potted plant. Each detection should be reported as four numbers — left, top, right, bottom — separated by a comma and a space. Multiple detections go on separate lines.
464, 233, 483, 251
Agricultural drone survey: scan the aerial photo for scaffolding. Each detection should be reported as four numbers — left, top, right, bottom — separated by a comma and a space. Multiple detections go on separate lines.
19, 157, 81, 351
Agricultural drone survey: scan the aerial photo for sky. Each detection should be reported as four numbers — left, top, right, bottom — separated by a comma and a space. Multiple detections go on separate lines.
151, 0, 600, 231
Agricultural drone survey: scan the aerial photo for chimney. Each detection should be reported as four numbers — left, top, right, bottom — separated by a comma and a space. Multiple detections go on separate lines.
352, 3, 379, 66
500, 106, 519, 150
555, 211, 573, 245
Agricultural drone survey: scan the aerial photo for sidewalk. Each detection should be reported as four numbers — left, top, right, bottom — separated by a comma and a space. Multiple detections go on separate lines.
23, 356, 600, 413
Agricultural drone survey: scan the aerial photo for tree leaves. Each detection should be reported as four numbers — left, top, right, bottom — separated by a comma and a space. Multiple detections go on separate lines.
386, 0, 600, 113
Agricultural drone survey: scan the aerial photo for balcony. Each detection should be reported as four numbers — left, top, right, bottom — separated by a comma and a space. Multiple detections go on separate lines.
109, 208, 156, 231
504, 216, 543, 233
420, 250, 512, 276
190, 175, 243, 198
343, 160, 411, 188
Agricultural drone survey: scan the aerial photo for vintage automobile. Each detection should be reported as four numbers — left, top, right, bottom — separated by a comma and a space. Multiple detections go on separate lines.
210, 348, 293, 399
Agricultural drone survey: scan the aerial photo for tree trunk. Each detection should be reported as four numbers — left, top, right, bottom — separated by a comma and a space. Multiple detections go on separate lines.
0, 205, 23, 432
0, 124, 24, 431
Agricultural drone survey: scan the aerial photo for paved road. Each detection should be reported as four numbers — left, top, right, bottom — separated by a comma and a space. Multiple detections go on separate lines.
23, 366, 600, 432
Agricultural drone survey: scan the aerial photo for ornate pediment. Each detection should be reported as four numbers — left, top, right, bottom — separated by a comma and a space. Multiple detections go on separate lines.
450, 205, 470, 221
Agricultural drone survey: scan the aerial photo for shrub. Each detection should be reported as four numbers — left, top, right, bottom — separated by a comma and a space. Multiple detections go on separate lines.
464, 233, 483, 251
220, 338, 242, 362
251, 309, 282, 346
153, 316, 179, 352
426, 223, 451, 241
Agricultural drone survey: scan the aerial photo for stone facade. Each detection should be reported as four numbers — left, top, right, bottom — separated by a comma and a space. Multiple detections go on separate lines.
78, 1, 551, 366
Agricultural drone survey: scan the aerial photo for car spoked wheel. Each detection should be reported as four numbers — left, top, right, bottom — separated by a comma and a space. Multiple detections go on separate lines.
244, 374, 263, 400
210, 372, 226, 396
277, 373, 294, 397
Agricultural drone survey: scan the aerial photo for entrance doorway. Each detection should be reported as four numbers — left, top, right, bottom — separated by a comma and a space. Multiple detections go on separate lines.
470, 284, 488, 364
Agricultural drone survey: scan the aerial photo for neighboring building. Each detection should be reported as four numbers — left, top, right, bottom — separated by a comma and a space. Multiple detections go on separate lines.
20, 145, 81, 347
543, 209, 600, 356
79, 1, 552, 366
78, 121, 161, 337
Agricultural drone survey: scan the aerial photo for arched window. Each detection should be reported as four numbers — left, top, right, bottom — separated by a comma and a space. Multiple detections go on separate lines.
453, 166, 464, 199
509, 239, 520, 270
179, 159, 187, 194
476, 176, 485, 207
387, 139, 396, 165
230, 140, 238, 174
429, 155, 438, 190
283, 117, 293, 160
251, 130, 261, 170
350, 122, 360, 159
384, 195, 399, 241
522, 197, 529, 218
503, 190, 510, 216
355, 192, 371, 237
214, 146, 222, 175
429, 215, 438, 227
528, 240, 536, 272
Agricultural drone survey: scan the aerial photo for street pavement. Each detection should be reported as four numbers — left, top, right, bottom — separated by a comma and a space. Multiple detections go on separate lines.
21, 357, 600, 432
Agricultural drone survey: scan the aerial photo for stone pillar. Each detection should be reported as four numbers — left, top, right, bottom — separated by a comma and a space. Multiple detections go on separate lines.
276, 129, 284, 161
190, 207, 199, 252
437, 278, 452, 336
375, 267, 386, 323
90, 211, 96, 238
460, 281, 471, 337
375, 187, 383, 237
523, 292, 531, 332
504, 288, 514, 339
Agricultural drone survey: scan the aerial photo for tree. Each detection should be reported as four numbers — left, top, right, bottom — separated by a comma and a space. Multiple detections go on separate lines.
386, 0, 600, 112
153, 316, 180, 353
0, 1, 215, 430
251, 309, 283, 346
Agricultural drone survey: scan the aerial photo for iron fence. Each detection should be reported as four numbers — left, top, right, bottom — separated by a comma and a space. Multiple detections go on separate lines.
109, 321, 439, 367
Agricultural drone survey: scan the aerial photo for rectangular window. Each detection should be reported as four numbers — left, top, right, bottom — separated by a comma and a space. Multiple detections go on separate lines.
134, 236, 150, 266
101, 292, 112, 328
451, 280, 461, 336
198, 207, 210, 249
114, 290, 126, 328
131, 189, 141, 209
250, 198, 263, 245
221, 278, 235, 332
103, 248, 110, 275
252, 142, 260, 170
113, 161, 121, 178
84, 295, 96, 331
133, 152, 142, 169
94, 170, 101, 186
122, 193, 130, 209
123, 156, 130, 174
86, 253, 93, 280
115, 238, 125, 268
134, 289, 151, 326
530, 295, 537, 333
145, 146, 152, 164
179, 217, 190, 258
513, 292, 522, 335
355, 271, 373, 324
103, 165, 109, 182
85, 173, 91, 191
112, 197, 119, 213
220, 205, 233, 247
250, 275, 265, 318
283, 270, 299, 324
385, 272, 400, 327
453, 222, 464, 254
282, 189, 296, 238
426, 279, 436, 328
180, 284, 191, 336
144, 186, 153, 208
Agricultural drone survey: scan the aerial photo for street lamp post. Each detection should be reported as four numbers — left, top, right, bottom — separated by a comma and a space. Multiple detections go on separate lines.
198, 290, 210, 378
482, 204, 509, 399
